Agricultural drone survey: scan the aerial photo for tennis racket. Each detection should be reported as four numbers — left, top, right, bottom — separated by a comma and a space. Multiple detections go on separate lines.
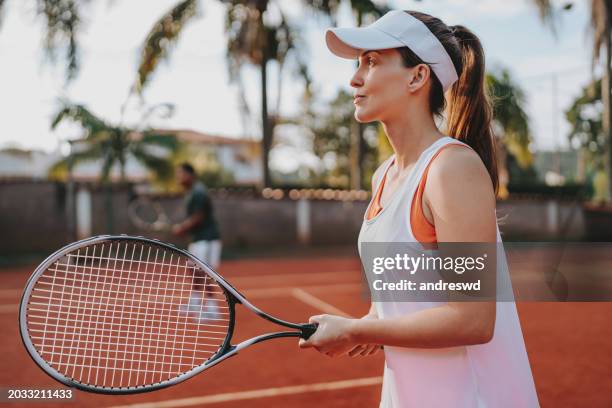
19, 235, 317, 394
128, 196, 173, 232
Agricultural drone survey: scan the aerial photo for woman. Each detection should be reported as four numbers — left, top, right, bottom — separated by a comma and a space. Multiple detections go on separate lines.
298, 10, 539, 408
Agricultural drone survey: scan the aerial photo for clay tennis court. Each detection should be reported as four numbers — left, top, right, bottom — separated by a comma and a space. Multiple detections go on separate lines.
1, 253, 611, 407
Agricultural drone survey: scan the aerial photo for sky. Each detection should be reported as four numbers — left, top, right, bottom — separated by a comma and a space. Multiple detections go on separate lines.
0, 0, 593, 173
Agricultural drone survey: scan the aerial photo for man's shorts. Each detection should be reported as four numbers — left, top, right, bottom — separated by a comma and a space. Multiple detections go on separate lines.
188, 239, 222, 270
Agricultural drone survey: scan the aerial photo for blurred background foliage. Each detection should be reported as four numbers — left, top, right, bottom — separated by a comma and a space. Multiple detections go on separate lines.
1, 0, 611, 203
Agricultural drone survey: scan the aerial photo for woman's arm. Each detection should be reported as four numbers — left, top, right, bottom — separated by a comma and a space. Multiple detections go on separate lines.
350, 301, 494, 348
345, 303, 381, 357
300, 146, 496, 356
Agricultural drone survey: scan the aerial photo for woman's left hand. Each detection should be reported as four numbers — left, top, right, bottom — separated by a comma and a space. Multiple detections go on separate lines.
298, 314, 357, 357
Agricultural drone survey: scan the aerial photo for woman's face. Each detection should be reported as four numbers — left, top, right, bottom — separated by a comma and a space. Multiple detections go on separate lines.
350, 49, 423, 123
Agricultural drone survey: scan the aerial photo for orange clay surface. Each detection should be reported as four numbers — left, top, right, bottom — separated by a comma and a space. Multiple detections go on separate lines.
0, 255, 610, 407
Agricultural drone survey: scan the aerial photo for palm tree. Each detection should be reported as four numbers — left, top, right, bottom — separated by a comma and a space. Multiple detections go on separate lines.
487, 70, 533, 167
486, 70, 534, 198
132, 0, 387, 187
531, 0, 612, 200
0, 0, 86, 81
50, 102, 178, 182
50, 101, 179, 232
565, 78, 609, 200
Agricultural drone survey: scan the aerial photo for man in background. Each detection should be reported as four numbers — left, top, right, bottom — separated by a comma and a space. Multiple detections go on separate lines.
173, 162, 222, 320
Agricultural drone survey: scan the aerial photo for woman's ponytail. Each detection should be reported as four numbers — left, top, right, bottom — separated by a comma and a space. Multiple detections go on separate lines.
400, 12, 499, 196
446, 25, 499, 196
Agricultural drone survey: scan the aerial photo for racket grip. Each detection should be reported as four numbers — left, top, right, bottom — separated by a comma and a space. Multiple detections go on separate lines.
300, 323, 318, 340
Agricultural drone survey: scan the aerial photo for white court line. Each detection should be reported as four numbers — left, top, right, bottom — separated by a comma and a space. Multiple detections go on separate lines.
0, 304, 18, 313
107, 376, 383, 408
0, 270, 362, 300
245, 282, 362, 299
0, 283, 365, 315
0, 289, 22, 298
229, 270, 360, 286
291, 288, 352, 317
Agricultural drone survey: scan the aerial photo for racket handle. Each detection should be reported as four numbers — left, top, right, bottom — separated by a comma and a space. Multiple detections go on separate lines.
300, 323, 318, 340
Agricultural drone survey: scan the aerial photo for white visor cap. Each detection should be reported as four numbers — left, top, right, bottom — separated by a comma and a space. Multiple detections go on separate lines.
326, 10, 458, 92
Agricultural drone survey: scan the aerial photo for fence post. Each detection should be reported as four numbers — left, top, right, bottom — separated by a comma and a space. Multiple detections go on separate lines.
296, 198, 311, 245
76, 186, 92, 239
546, 200, 559, 235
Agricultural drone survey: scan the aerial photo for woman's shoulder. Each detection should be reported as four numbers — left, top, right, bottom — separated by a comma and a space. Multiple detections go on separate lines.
426, 141, 495, 205
424, 139, 497, 242
431, 140, 486, 179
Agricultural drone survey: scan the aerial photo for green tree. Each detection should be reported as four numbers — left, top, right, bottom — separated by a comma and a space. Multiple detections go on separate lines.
309, 70, 534, 193
164, 142, 235, 190
132, 0, 387, 188
0, 0, 86, 81
308, 89, 378, 188
50, 102, 179, 182
566, 79, 604, 155
566, 79, 609, 201
487, 69, 533, 169
486, 69, 535, 197
532, 0, 612, 200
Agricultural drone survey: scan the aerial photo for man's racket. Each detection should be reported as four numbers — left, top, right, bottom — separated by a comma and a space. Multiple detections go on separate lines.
19, 235, 317, 394
127, 197, 172, 232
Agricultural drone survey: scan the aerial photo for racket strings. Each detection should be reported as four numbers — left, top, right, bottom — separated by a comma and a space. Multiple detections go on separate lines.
25, 241, 231, 390
128, 198, 176, 231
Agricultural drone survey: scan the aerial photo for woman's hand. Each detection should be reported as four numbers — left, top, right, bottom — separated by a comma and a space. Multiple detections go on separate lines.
298, 314, 358, 357
347, 343, 381, 357
347, 313, 381, 357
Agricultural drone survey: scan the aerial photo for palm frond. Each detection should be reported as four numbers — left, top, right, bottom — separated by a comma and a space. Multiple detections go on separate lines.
51, 99, 182, 183
225, 2, 266, 73
100, 151, 116, 182
303, 0, 341, 17
138, 103, 175, 124
0, 0, 6, 29
139, 132, 180, 151
51, 102, 114, 137
531, 0, 556, 23
224, 1, 271, 138
487, 70, 533, 168
530, 0, 561, 36
589, 0, 611, 64
48, 144, 105, 180
134, 0, 199, 94
347, 0, 388, 19
131, 145, 175, 181
36, 0, 85, 81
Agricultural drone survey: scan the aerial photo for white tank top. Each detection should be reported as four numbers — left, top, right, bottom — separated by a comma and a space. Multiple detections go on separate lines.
358, 136, 540, 408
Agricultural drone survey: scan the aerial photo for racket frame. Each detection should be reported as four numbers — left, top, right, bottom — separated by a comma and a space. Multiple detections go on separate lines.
19, 235, 316, 394
127, 197, 172, 232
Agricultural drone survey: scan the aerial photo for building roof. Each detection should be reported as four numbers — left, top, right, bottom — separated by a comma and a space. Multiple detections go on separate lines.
148, 129, 259, 146
67, 129, 260, 148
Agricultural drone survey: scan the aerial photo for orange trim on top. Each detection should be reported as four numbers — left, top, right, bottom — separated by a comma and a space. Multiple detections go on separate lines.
366, 143, 472, 243
410, 143, 472, 243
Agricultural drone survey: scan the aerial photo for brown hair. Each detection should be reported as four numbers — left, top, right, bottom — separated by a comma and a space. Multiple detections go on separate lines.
397, 11, 499, 196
